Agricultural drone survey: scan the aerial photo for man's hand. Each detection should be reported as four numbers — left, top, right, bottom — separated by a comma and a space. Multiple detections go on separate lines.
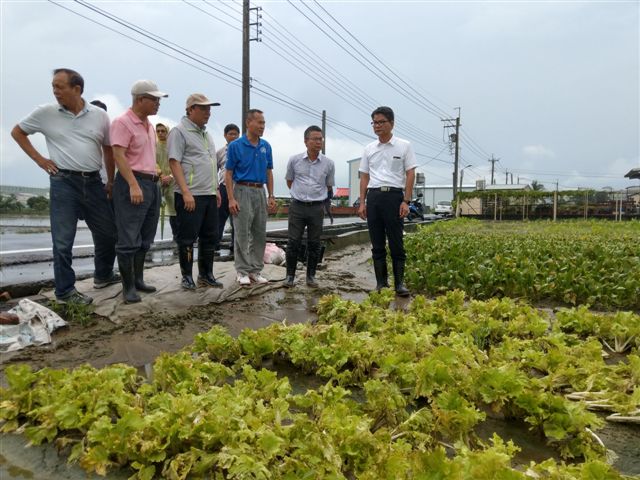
129, 182, 144, 205
36, 157, 59, 175
161, 174, 172, 186
358, 202, 367, 220
229, 198, 240, 215
399, 201, 409, 218
182, 191, 196, 212
216, 189, 222, 208
104, 180, 113, 200
267, 196, 277, 213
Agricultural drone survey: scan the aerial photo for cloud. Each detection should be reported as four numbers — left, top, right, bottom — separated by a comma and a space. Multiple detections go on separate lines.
522, 145, 556, 158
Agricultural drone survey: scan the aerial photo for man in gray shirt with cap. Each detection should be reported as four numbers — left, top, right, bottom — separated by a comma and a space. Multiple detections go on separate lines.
169, 93, 223, 290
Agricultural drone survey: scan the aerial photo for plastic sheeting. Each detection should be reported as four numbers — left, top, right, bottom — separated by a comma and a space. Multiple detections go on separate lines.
40, 262, 287, 324
0, 298, 67, 352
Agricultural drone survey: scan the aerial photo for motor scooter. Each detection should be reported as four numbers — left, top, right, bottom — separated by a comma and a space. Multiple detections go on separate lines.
407, 193, 425, 221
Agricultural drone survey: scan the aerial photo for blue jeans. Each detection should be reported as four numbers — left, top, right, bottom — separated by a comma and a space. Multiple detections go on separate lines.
112, 173, 161, 255
49, 171, 117, 298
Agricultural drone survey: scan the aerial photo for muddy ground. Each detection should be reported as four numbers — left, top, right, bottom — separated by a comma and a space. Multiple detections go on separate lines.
0, 243, 380, 372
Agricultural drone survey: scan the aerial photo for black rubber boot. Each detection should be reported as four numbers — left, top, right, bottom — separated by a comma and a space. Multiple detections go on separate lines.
373, 258, 389, 291
198, 243, 223, 288
284, 239, 299, 288
134, 251, 156, 293
117, 254, 141, 304
179, 245, 197, 290
392, 259, 410, 297
306, 242, 320, 288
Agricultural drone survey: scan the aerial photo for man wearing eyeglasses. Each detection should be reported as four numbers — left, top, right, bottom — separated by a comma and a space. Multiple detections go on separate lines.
110, 80, 168, 303
358, 106, 416, 297
10, 68, 119, 305
283, 125, 335, 288
168, 93, 224, 290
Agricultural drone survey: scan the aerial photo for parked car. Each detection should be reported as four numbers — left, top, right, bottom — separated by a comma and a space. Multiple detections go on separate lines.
434, 200, 453, 216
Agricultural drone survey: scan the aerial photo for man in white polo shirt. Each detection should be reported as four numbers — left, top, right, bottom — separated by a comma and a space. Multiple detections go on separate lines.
11, 68, 118, 305
358, 106, 416, 297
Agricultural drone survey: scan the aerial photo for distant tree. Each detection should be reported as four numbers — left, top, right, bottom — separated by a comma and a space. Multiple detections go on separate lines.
531, 180, 545, 191
27, 195, 50, 212
0, 194, 24, 213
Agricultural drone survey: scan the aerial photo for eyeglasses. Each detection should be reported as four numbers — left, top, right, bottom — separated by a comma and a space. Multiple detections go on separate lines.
142, 95, 160, 103
371, 120, 389, 126
307, 136, 324, 142
193, 105, 211, 111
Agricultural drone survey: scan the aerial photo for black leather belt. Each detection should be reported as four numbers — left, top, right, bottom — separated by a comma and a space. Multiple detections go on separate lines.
368, 186, 403, 192
132, 171, 160, 183
57, 169, 100, 178
292, 199, 324, 206
237, 181, 263, 188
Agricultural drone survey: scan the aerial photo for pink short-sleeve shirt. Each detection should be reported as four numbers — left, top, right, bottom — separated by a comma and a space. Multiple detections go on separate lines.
110, 108, 157, 173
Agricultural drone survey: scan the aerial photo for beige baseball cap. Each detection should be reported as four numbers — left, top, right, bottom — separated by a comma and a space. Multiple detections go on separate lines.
131, 80, 168, 98
186, 93, 220, 108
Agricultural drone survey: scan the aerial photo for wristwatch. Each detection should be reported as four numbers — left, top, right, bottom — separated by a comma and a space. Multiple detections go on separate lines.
403, 199, 411, 204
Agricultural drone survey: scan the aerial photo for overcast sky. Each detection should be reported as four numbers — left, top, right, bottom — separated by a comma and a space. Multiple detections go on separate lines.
1, 0, 638, 195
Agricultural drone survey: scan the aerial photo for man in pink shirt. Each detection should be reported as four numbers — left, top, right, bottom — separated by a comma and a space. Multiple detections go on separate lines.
111, 80, 168, 304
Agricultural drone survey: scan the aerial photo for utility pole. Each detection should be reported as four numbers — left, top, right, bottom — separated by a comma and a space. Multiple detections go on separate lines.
242, 0, 262, 133
321, 110, 326, 154
488, 155, 498, 185
505, 171, 509, 184
441, 109, 461, 199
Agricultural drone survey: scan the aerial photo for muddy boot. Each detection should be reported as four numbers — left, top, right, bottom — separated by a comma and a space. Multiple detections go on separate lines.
392, 259, 410, 297
179, 245, 196, 290
306, 241, 320, 288
284, 239, 299, 288
373, 258, 389, 291
117, 254, 141, 304
198, 243, 223, 288
134, 251, 156, 293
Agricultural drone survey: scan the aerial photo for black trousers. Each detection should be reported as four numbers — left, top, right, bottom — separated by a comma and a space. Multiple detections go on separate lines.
217, 183, 234, 248
366, 189, 405, 262
287, 200, 324, 245
113, 173, 161, 255
175, 193, 218, 249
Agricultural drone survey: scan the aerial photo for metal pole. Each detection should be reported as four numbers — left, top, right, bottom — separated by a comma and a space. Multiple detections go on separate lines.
321, 109, 326, 155
452, 115, 460, 198
242, 0, 250, 134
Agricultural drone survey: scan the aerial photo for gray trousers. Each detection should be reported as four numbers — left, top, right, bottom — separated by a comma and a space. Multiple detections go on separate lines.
233, 184, 267, 275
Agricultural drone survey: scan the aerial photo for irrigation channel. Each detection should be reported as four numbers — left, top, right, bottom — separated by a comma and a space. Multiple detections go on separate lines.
0, 215, 638, 478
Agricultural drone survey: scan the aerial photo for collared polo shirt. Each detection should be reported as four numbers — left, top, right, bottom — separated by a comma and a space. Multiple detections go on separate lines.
18, 102, 110, 172
216, 144, 228, 186
168, 116, 217, 196
110, 108, 157, 173
286, 151, 335, 202
225, 135, 273, 184
359, 135, 417, 189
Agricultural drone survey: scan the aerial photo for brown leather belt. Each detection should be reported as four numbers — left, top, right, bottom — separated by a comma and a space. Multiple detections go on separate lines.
237, 181, 263, 188
132, 170, 160, 183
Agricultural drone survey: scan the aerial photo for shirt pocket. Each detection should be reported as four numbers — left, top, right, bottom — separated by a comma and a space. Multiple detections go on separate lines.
390, 155, 404, 174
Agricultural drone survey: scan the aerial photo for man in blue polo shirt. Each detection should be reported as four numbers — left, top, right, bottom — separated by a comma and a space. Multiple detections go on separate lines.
11, 68, 118, 305
225, 109, 277, 286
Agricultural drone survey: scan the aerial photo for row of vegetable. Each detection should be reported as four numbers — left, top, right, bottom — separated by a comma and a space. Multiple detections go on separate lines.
404, 219, 640, 310
2, 289, 638, 478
